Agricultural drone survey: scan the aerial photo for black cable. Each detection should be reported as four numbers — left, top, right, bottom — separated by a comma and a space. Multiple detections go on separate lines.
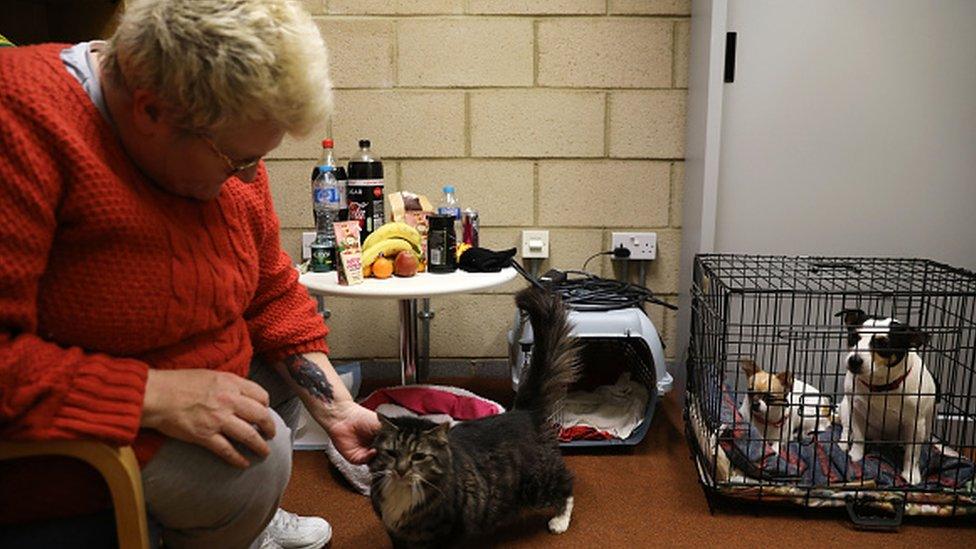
510, 259, 676, 312
509, 258, 545, 290
553, 270, 677, 312
581, 250, 613, 272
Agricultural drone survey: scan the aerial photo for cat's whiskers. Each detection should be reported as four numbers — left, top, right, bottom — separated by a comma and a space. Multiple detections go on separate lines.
371, 469, 396, 493
414, 474, 446, 499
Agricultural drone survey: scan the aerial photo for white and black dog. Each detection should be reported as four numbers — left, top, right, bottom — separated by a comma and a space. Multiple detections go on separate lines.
836, 309, 936, 485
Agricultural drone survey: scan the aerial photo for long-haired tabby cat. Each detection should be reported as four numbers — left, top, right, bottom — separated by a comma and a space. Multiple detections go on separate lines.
368, 287, 579, 548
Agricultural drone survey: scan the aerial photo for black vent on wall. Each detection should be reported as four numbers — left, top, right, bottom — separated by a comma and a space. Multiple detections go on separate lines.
724, 32, 737, 83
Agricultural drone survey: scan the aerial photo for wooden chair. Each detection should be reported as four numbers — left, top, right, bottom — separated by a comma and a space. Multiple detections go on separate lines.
0, 440, 150, 549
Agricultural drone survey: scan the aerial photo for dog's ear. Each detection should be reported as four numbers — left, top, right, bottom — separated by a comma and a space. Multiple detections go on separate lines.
740, 359, 759, 377
908, 329, 930, 349
835, 308, 869, 326
890, 322, 931, 350
775, 371, 794, 389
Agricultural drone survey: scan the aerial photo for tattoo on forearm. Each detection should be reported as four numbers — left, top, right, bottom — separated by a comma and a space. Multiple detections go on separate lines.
283, 355, 334, 403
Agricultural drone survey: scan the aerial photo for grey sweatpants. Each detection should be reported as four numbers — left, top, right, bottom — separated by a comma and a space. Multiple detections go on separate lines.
141, 362, 302, 549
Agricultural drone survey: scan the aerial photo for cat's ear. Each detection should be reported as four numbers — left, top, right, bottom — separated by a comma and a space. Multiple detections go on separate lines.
378, 414, 398, 431
425, 422, 450, 444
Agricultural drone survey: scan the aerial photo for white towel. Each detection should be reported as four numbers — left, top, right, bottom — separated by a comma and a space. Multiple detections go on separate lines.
556, 372, 649, 440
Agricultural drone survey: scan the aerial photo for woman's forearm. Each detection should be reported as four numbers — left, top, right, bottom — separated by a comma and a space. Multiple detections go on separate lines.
274, 352, 356, 428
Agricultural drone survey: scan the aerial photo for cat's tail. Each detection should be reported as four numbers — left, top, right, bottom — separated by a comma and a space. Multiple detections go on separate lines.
513, 286, 580, 424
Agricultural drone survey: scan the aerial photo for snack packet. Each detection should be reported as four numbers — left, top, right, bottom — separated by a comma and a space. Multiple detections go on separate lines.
333, 221, 364, 285
388, 191, 433, 271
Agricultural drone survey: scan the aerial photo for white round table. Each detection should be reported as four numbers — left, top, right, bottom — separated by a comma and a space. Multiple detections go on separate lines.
300, 268, 518, 384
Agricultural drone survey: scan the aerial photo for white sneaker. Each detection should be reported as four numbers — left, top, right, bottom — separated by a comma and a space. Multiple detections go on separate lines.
257, 508, 332, 549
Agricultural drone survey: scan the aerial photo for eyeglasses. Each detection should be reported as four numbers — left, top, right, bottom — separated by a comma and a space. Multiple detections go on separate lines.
199, 134, 262, 175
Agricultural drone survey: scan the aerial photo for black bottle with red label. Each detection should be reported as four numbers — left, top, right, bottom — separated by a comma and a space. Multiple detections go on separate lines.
346, 139, 384, 242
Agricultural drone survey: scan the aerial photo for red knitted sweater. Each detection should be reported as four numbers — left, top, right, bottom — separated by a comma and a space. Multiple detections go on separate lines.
0, 45, 328, 465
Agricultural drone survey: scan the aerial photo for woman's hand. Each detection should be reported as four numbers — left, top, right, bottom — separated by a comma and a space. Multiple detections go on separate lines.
141, 369, 276, 468
326, 401, 380, 464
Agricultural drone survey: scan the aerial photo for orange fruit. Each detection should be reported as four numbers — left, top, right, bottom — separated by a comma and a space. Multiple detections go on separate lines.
372, 256, 394, 279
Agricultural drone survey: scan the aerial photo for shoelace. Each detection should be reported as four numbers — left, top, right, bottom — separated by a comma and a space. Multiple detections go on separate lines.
271, 509, 301, 532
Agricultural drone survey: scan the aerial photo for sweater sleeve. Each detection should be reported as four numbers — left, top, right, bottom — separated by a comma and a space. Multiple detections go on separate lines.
0, 101, 148, 444
244, 166, 329, 362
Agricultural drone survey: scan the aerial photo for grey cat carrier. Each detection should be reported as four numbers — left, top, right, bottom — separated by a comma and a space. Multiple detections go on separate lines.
508, 281, 672, 447
685, 254, 976, 528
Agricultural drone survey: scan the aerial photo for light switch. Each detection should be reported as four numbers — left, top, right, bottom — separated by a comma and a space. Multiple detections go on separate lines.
521, 230, 549, 259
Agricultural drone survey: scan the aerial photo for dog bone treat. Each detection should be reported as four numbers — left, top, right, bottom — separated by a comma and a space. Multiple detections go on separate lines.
333, 221, 364, 285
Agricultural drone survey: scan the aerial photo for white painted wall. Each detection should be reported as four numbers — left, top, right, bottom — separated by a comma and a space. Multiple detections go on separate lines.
677, 0, 976, 396
676, 0, 728, 397
716, 0, 976, 270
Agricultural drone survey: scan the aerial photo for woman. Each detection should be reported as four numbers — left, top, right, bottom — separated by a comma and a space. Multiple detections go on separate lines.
0, 1, 377, 547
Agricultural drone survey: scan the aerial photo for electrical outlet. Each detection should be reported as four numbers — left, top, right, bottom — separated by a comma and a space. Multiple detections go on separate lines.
521, 230, 549, 259
612, 232, 657, 260
301, 231, 316, 261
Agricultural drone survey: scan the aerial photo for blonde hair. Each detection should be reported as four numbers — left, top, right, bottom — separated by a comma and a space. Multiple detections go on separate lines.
103, 0, 332, 136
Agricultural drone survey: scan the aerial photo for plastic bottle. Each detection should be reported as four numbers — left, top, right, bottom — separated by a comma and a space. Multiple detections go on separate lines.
436, 185, 462, 237
311, 138, 335, 187
311, 139, 336, 219
310, 165, 341, 272
346, 139, 384, 241
310, 138, 348, 221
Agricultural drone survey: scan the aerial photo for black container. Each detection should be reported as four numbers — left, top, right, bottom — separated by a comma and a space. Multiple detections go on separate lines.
427, 214, 457, 273
309, 241, 334, 272
347, 139, 384, 241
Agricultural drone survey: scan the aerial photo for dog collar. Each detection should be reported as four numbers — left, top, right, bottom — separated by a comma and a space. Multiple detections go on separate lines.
859, 366, 912, 393
751, 411, 787, 427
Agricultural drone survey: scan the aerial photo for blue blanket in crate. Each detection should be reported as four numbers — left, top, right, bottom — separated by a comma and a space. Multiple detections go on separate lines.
711, 382, 974, 489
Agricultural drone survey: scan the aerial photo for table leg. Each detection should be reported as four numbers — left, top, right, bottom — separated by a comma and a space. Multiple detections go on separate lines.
398, 299, 419, 384
419, 298, 433, 383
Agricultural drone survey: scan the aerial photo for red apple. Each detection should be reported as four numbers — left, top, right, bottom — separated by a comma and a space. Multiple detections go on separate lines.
394, 250, 419, 277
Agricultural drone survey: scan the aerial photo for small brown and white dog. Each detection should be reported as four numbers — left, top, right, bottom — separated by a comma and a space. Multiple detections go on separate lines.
836, 309, 935, 485
739, 360, 832, 454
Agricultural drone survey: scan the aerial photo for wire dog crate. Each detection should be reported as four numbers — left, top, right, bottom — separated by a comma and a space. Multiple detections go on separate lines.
685, 254, 976, 527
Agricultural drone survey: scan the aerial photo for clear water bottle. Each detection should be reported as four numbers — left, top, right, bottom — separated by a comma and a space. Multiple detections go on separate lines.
311, 139, 335, 186
311, 165, 341, 272
311, 138, 340, 219
437, 185, 462, 237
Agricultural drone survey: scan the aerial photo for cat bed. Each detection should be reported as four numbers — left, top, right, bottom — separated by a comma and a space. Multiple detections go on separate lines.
686, 375, 976, 514
322, 385, 506, 495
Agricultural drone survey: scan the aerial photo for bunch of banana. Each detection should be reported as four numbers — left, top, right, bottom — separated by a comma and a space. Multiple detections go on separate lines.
361, 222, 423, 269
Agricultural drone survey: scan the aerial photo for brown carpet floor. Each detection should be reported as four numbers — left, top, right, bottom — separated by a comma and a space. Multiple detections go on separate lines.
282, 377, 975, 548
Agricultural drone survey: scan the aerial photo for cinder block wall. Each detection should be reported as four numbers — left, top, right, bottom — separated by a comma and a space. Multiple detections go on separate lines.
267, 0, 690, 363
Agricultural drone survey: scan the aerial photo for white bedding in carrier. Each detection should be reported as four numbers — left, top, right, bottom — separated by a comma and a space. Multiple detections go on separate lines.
556, 372, 650, 441
509, 306, 670, 446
